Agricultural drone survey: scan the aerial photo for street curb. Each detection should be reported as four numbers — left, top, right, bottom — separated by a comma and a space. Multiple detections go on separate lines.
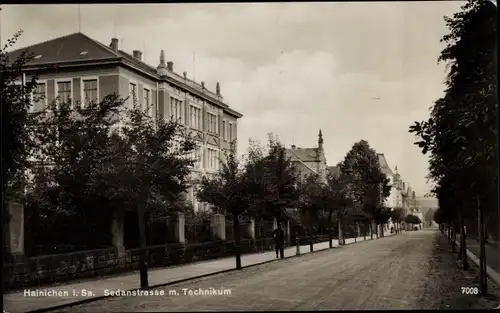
25, 242, 341, 313
452, 238, 500, 287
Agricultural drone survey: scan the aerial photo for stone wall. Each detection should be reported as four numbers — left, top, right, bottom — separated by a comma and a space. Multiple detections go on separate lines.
4, 203, 292, 291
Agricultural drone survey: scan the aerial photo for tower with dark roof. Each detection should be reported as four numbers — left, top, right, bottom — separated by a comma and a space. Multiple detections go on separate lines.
318, 129, 323, 151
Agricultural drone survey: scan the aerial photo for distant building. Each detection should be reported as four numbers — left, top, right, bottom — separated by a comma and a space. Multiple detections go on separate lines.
285, 130, 328, 183
377, 154, 397, 231
7, 32, 243, 211
376, 155, 416, 215
402, 187, 417, 216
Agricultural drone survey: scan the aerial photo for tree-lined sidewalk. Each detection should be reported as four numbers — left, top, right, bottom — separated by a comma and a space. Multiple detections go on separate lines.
409, 0, 497, 295
455, 234, 500, 274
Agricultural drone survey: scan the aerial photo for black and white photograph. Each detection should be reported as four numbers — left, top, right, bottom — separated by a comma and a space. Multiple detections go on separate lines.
1, 1, 498, 311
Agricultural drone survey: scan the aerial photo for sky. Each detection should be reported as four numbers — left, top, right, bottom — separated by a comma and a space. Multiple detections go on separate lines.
0, 2, 465, 199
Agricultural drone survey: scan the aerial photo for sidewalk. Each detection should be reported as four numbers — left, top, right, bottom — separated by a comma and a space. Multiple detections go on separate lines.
3, 233, 394, 313
454, 234, 500, 286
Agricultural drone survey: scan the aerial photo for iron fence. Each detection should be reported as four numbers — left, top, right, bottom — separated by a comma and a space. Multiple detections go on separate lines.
255, 220, 276, 238
184, 221, 215, 244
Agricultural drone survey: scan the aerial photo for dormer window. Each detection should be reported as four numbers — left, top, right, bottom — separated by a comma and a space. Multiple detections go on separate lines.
34, 54, 42, 59
79, 51, 88, 56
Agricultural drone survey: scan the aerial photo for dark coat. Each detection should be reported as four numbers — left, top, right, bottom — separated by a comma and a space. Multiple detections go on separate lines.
272, 228, 285, 245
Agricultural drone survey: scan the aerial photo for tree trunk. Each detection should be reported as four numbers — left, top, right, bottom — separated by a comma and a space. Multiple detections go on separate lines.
370, 220, 374, 240
459, 213, 468, 270
328, 209, 333, 248
137, 205, 149, 289
478, 205, 487, 295
233, 213, 242, 269
451, 220, 456, 253
338, 219, 344, 246
309, 227, 314, 252
458, 215, 463, 259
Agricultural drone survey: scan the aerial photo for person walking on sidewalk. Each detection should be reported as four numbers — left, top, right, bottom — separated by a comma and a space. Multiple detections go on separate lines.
272, 227, 285, 258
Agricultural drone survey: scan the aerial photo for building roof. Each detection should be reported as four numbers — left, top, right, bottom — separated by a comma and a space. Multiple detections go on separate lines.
327, 166, 341, 178
377, 153, 394, 177
7, 32, 242, 118
6, 32, 120, 65
285, 147, 320, 162
406, 186, 414, 197
285, 149, 318, 174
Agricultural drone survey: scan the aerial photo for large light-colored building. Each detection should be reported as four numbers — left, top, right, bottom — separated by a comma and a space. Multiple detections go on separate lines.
376, 154, 417, 214
8, 32, 243, 211
377, 154, 423, 229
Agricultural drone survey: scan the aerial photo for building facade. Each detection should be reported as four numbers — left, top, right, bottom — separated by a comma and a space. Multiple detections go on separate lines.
377, 154, 423, 230
285, 130, 328, 183
8, 32, 243, 211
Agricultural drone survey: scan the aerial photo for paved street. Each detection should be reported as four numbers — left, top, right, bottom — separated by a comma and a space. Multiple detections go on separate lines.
48, 229, 500, 311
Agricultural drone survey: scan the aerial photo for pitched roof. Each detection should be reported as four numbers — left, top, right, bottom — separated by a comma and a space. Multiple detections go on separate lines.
285, 148, 319, 162
7, 32, 242, 118
285, 150, 318, 174
7, 32, 119, 65
294, 160, 318, 176
117, 49, 158, 76
327, 166, 341, 178
377, 153, 394, 177
406, 186, 413, 196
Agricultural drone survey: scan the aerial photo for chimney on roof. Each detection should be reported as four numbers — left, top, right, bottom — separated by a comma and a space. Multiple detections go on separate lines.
216, 82, 221, 95
132, 50, 142, 61
291, 145, 296, 149
201, 81, 205, 90
167, 61, 174, 71
183, 71, 187, 79
110, 38, 118, 52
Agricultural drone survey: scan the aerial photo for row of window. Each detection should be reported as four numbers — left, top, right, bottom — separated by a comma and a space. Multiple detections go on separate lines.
129, 82, 153, 114
31, 79, 98, 111
28, 79, 234, 139
170, 97, 183, 123
190, 105, 202, 130
222, 120, 234, 142
167, 97, 234, 139
188, 147, 220, 171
